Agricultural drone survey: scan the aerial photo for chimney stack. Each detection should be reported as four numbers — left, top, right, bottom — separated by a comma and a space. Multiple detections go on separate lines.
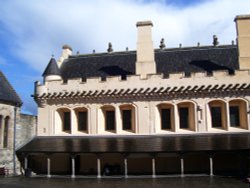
235, 14, 250, 70
57, 44, 73, 68
136, 21, 156, 78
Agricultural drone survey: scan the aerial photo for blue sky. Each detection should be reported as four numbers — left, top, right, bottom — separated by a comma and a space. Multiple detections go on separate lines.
0, 0, 250, 115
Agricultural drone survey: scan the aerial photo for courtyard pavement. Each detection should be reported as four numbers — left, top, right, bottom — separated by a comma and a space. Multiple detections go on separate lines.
0, 176, 249, 188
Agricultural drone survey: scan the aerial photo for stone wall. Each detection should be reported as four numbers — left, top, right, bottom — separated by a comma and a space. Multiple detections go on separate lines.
0, 103, 16, 174
0, 104, 37, 175
15, 113, 37, 174
16, 113, 37, 149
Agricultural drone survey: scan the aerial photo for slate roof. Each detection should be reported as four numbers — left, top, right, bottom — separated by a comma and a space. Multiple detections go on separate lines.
42, 58, 61, 77
17, 133, 250, 154
59, 45, 238, 80
0, 71, 22, 106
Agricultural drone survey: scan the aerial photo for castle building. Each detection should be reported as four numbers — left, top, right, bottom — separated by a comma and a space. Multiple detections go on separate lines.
0, 70, 22, 175
18, 15, 250, 178
0, 70, 36, 176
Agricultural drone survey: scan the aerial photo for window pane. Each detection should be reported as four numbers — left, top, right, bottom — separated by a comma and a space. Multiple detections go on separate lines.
63, 112, 71, 131
179, 107, 189, 129
106, 110, 115, 131
161, 108, 171, 129
3, 117, 9, 148
78, 111, 87, 131
230, 106, 240, 127
211, 107, 222, 128
122, 110, 132, 130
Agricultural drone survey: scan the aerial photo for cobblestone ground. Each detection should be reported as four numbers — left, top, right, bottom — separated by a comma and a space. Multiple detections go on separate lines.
0, 176, 249, 188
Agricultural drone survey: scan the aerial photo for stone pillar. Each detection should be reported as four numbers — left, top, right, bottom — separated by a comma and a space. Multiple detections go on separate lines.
71, 109, 77, 134
180, 155, 184, 177
24, 155, 28, 170
209, 155, 214, 176
115, 105, 121, 133
174, 103, 179, 132
124, 155, 128, 178
225, 102, 230, 130
152, 155, 156, 178
97, 155, 101, 178
47, 155, 51, 178
71, 155, 76, 178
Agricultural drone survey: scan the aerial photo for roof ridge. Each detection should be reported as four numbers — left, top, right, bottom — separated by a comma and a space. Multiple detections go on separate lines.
69, 50, 136, 59
69, 44, 236, 58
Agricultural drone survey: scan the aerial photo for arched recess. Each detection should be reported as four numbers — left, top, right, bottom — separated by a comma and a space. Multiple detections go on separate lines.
55, 108, 71, 134
177, 101, 196, 131
229, 99, 248, 129
156, 103, 175, 132
74, 107, 89, 133
3, 116, 10, 148
208, 100, 227, 130
119, 104, 136, 133
101, 105, 116, 133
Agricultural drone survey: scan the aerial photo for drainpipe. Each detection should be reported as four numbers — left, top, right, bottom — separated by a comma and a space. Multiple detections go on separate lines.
13, 106, 17, 175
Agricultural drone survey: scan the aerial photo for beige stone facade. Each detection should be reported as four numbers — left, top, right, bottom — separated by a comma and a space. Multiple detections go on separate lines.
35, 15, 250, 137
20, 14, 250, 178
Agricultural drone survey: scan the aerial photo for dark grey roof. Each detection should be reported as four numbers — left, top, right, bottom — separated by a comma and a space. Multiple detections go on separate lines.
0, 71, 22, 106
59, 45, 238, 80
42, 58, 61, 77
17, 133, 250, 154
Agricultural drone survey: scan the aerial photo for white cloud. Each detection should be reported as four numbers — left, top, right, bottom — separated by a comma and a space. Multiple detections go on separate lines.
0, 0, 250, 73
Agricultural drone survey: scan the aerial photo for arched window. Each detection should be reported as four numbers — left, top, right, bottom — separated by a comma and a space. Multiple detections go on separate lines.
177, 102, 195, 131
74, 107, 88, 132
102, 106, 116, 132
120, 104, 136, 132
3, 116, 10, 148
157, 104, 174, 131
57, 108, 71, 133
208, 100, 227, 129
229, 99, 248, 129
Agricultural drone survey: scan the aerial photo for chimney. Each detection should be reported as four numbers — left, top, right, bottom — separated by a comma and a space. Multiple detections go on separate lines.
57, 44, 73, 68
136, 21, 156, 78
235, 14, 250, 70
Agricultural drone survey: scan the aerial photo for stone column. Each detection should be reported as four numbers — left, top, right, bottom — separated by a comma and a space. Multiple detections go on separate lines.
115, 105, 121, 133
47, 155, 51, 178
24, 155, 28, 170
124, 154, 128, 178
71, 109, 77, 134
225, 102, 230, 130
173, 103, 179, 132
71, 154, 76, 178
152, 154, 156, 178
97, 155, 101, 178
180, 155, 184, 177
209, 155, 214, 176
